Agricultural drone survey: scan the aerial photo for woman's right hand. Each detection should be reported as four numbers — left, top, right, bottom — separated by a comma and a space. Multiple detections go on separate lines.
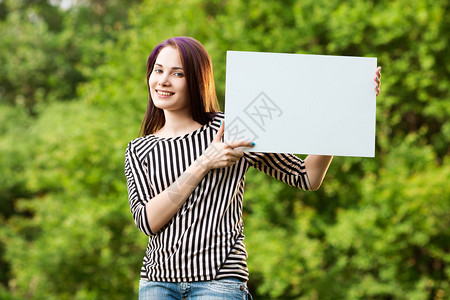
144, 121, 254, 233
199, 122, 255, 170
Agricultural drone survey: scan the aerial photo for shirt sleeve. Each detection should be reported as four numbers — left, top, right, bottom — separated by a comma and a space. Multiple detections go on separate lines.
124, 142, 155, 236
243, 152, 311, 190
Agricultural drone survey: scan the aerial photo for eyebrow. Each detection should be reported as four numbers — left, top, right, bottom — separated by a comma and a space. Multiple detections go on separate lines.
155, 63, 184, 70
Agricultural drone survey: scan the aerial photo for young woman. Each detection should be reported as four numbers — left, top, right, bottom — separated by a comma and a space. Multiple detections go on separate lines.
125, 36, 382, 299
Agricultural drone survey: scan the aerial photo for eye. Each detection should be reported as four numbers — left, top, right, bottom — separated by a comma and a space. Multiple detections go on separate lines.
174, 72, 184, 77
154, 68, 163, 74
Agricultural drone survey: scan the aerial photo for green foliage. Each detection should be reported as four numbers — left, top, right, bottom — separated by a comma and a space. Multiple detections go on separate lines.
0, 1, 83, 114
324, 144, 450, 299
0, 0, 143, 114
1, 101, 146, 299
0, 0, 448, 299
0, 105, 32, 295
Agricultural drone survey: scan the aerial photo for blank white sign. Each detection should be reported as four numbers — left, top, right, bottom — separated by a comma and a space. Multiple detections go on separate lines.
224, 51, 377, 157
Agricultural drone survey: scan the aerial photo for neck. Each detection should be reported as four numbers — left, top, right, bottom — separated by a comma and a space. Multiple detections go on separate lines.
159, 110, 201, 137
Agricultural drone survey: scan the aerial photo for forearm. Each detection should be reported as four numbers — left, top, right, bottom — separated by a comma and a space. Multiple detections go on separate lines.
146, 155, 210, 232
144, 121, 254, 232
304, 155, 333, 191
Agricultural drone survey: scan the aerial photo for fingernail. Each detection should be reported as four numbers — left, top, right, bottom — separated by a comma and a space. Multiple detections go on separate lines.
251, 142, 255, 146
219, 121, 222, 126
376, 76, 379, 81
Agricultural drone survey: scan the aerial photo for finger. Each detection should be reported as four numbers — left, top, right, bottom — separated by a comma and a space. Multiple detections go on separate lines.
376, 66, 381, 79
374, 79, 380, 92
374, 67, 381, 92
228, 148, 245, 158
223, 155, 243, 167
228, 140, 255, 149
213, 121, 224, 143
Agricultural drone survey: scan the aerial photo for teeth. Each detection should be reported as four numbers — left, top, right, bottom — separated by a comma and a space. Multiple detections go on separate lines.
157, 90, 174, 96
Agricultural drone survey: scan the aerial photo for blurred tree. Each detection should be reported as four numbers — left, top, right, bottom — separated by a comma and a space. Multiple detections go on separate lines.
0, 0, 143, 114
0, 105, 33, 295
0, 0, 144, 298
0, 0, 82, 114
1, 101, 144, 299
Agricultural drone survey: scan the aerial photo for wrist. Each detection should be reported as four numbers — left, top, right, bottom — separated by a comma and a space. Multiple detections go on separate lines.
195, 154, 212, 173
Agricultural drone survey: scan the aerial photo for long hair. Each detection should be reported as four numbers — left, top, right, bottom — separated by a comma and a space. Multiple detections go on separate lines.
139, 37, 220, 137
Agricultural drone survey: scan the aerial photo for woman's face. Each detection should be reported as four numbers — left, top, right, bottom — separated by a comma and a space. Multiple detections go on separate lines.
149, 46, 190, 113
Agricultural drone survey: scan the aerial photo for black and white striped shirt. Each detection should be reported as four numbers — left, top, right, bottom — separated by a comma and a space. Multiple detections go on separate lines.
124, 112, 310, 282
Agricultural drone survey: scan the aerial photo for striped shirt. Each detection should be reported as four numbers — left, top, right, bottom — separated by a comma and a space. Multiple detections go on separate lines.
124, 112, 310, 282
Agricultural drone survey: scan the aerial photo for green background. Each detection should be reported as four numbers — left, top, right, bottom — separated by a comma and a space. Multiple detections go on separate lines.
0, 0, 449, 299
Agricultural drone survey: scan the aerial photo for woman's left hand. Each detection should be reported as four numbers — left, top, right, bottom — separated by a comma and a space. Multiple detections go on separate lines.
374, 66, 381, 96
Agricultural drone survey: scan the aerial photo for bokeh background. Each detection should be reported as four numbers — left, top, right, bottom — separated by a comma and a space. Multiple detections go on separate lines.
0, 0, 449, 299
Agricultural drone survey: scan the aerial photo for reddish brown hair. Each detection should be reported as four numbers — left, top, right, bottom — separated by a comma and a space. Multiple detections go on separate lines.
139, 37, 220, 136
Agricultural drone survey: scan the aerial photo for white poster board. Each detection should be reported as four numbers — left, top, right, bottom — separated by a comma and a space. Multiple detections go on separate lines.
224, 51, 377, 157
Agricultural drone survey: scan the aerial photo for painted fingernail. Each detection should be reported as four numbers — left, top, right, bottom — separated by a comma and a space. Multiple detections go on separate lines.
376, 76, 379, 81
251, 142, 255, 146
220, 121, 222, 126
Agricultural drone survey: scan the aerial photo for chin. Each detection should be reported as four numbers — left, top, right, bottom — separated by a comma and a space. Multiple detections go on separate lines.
154, 104, 171, 111
153, 99, 172, 109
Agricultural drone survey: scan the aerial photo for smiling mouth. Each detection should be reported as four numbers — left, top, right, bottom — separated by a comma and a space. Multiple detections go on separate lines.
156, 90, 175, 96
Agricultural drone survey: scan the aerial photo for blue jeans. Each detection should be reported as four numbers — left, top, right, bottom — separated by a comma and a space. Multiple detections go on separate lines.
139, 277, 252, 300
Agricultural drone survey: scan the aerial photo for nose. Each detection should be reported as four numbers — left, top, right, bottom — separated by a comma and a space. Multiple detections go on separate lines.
158, 74, 171, 86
